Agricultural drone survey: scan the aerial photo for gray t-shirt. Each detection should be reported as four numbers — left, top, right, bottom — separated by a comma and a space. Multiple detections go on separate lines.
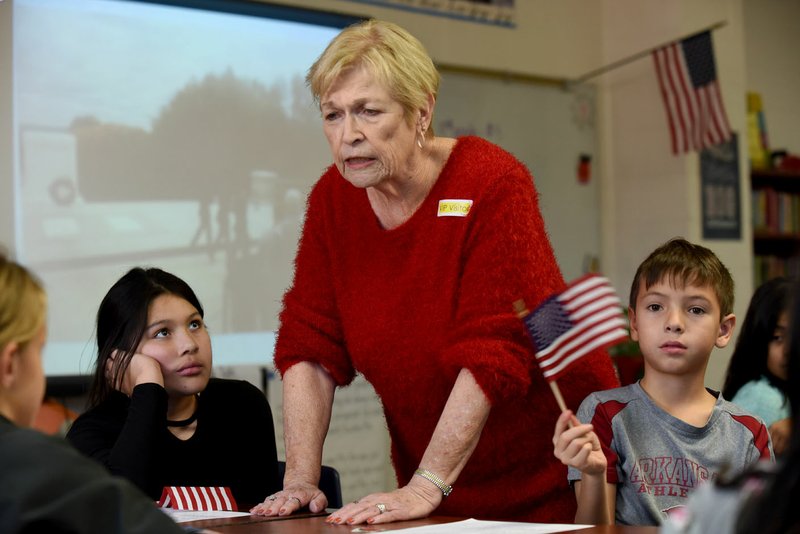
568, 382, 773, 526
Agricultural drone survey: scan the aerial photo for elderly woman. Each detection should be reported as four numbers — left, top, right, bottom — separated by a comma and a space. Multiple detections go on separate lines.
251, 20, 618, 525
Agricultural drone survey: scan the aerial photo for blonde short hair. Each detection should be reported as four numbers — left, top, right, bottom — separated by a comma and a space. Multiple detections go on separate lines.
0, 252, 47, 351
306, 19, 440, 137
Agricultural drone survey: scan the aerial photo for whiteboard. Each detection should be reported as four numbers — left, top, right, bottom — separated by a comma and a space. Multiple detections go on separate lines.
434, 69, 600, 282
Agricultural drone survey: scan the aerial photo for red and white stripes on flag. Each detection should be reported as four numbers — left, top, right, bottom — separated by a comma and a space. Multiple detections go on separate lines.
521, 274, 628, 382
652, 31, 732, 154
158, 486, 238, 511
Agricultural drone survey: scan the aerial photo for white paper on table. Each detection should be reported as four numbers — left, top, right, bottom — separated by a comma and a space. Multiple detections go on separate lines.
159, 508, 252, 523
381, 518, 592, 533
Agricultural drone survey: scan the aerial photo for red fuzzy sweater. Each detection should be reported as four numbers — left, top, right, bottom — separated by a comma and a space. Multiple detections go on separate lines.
275, 136, 619, 522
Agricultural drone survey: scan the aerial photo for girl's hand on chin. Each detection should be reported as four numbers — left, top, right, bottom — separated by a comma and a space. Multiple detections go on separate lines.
107, 350, 164, 396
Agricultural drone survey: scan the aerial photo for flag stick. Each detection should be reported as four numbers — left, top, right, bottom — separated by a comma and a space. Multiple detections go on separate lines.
549, 381, 569, 413
512, 299, 528, 319
551, 381, 574, 429
569, 20, 727, 86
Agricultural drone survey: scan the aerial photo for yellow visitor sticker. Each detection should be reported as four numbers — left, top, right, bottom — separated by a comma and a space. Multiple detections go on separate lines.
437, 199, 473, 217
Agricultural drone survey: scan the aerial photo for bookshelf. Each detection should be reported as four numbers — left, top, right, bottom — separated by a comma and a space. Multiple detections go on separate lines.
751, 168, 800, 285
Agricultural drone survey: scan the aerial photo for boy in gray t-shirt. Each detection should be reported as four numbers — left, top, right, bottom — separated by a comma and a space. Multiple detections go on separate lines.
552, 238, 774, 526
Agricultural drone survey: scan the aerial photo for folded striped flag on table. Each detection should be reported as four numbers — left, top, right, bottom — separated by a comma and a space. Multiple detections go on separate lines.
520, 274, 629, 382
158, 486, 238, 511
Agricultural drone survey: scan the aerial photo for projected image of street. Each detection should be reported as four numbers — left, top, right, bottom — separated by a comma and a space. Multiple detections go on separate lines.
13, 0, 354, 375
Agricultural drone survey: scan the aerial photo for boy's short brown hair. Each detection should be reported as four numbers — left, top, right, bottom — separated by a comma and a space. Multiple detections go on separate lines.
629, 237, 734, 319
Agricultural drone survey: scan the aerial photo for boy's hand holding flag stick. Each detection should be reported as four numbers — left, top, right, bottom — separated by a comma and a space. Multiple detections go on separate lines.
514, 274, 629, 414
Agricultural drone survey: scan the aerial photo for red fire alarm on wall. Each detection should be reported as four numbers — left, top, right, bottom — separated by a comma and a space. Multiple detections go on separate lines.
577, 154, 592, 184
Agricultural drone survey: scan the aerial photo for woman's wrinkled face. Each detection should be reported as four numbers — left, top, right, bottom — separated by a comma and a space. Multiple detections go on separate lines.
137, 294, 212, 398
320, 66, 418, 190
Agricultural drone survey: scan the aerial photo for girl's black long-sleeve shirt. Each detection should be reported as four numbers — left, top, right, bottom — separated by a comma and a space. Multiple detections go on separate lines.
67, 378, 280, 505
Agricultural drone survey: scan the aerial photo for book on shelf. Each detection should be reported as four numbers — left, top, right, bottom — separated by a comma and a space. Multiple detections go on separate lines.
751, 188, 800, 235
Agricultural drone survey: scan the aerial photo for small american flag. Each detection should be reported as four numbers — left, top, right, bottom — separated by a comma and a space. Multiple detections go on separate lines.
521, 274, 628, 382
652, 31, 732, 154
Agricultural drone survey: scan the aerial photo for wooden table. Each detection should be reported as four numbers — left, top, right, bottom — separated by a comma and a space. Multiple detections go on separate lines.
182, 512, 660, 533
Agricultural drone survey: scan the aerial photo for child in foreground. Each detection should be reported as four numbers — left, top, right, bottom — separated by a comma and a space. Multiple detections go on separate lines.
553, 238, 773, 525
0, 253, 186, 533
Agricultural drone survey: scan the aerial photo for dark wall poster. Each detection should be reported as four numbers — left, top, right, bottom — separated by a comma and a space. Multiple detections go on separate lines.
701, 133, 741, 240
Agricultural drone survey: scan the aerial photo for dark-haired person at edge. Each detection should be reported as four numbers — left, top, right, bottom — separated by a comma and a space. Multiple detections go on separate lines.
67, 267, 281, 505
662, 277, 800, 534
250, 19, 618, 526
722, 277, 794, 456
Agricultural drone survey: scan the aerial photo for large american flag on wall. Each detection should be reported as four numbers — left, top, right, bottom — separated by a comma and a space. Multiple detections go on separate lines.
652, 31, 732, 154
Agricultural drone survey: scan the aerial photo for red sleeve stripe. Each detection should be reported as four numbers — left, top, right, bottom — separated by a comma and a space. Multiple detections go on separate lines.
731, 414, 772, 460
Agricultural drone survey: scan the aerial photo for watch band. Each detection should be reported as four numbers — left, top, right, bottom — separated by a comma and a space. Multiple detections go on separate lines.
414, 468, 453, 497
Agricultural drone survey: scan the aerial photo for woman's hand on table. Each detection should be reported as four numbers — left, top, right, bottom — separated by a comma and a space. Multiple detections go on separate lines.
250, 483, 328, 517
325, 477, 442, 526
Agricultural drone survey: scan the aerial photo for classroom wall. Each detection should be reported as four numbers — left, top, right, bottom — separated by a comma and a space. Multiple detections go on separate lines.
0, 2, 12, 253
743, 0, 800, 156
280, 0, 604, 80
